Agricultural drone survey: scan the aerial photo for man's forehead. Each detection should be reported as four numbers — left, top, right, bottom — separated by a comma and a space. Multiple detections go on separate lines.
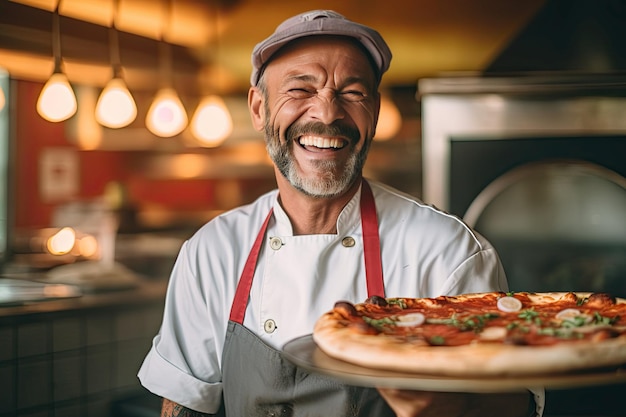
261, 36, 379, 83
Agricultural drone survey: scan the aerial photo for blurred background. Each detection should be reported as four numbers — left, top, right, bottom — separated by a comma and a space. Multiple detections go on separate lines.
0, 0, 625, 416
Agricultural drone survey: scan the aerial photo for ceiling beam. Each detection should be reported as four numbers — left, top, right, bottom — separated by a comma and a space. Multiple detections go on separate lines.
0, 1, 202, 93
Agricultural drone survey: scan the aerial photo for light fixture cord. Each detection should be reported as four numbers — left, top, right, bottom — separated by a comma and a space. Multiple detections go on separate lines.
212, 2, 221, 92
200, 2, 221, 95
52, 4, 62, 73
157, 0, 174, 89
109, 0, 122, 78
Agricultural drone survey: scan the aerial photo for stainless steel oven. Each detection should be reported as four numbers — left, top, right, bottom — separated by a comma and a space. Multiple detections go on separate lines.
419, 74, 626, 416
419, 74, 626, 297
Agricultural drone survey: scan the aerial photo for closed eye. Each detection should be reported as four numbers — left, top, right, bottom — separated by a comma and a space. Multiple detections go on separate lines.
340, 90, 367, 101
287, 88, 315, 99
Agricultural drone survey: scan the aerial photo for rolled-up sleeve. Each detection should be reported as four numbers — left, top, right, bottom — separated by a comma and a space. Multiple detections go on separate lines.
137, 239, 228, 414
138, 335, 224, 414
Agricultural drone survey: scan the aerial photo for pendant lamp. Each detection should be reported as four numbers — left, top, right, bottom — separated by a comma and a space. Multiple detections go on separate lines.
146, 0, 187, 137
146, 86, 188, 137
37, 6, 77, 123
0, 69, 6, 112
0, 86, 5, 112
190, 6, 232, 147
191, 95, 232, 147
95, 0, 136, 129
96, 76, 136, 128
374, 94, 402, 141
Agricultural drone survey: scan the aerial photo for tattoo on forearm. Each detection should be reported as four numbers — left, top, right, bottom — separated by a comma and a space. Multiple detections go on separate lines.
162, 399, 211, 417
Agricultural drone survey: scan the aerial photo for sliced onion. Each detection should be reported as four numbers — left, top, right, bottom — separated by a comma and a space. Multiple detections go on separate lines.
395, 312, 426, 327
555, 308, 582, 320
497, 296, 523, 312
555, 308, 592, 324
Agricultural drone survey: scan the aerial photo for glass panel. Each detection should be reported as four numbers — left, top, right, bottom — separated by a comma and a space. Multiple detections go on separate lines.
467, 160, 626, 297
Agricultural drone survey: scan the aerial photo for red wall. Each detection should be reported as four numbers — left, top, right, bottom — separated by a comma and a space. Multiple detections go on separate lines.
14, 80, 131, 229
12, 80, 276, 231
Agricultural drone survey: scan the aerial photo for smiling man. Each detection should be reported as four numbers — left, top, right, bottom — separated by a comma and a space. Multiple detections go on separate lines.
138, 10, 542, 417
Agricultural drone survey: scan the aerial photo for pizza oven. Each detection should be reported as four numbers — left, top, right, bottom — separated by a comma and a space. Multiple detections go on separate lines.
419, 74, 626, 416
419, 75, 626, 300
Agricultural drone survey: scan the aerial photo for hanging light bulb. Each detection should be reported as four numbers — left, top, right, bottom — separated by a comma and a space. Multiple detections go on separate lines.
37, 72, 77, 122
95, 0, 136, 129
147, 1, 188, 138
191, 95, 232, 147
95, 77, 136, 128
37, 6, 77, 123
0, 86, 5, 112
374, 94, 402, 141
146, 87, 188, 137
189, 6, 232, 147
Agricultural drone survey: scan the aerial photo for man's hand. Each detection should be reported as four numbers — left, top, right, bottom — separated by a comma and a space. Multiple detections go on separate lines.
377, 388, 532, 417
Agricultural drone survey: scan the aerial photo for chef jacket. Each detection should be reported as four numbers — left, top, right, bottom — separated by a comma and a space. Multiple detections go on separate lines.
138, 179, 514, 414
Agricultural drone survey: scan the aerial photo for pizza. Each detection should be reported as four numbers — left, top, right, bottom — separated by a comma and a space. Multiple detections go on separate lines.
312, 291, 626, 376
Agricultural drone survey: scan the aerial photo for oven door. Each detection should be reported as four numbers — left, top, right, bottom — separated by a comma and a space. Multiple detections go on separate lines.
464, 159, 626, 297
419, 75, 626, 297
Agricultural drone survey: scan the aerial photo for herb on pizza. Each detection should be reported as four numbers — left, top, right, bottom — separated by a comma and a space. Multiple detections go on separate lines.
313, 291, 626, 376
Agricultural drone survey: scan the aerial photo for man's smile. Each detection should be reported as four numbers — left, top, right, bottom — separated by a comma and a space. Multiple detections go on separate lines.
298, 135, 348, 151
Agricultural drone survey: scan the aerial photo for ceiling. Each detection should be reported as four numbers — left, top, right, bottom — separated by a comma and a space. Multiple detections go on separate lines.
0, 0, 549, 93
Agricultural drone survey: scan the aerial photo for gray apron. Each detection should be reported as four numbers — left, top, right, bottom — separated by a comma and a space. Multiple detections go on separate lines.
221, 180, 395, 416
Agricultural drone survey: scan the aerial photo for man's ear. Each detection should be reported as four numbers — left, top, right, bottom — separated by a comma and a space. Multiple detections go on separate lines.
248, 87, 265, 132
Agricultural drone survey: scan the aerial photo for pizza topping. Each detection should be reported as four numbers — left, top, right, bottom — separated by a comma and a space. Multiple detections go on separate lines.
387, 298, 408, 309
497, 296, 523, 312
518, 309, 541, 323
593, 312, 620, 326
394, 312, 425, 327
427, 313, 500, 332
365, 295, 388, 306
585, 292, 616, 308
320, 292, 626, 350
333, 301, 358, 318
313, 291, 626, 377
428, 335, 446, 345
362, 315, 395, 331
555, 308, 592, 326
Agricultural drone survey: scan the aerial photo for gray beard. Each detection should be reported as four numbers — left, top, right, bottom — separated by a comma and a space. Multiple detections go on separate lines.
264, 118, 370, 198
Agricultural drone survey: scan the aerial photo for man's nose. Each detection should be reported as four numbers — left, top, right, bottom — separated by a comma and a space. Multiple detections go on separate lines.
310, 89, 345, 124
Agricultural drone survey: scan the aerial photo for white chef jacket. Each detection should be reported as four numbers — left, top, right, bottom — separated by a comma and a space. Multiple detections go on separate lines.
138, 180, 543, 414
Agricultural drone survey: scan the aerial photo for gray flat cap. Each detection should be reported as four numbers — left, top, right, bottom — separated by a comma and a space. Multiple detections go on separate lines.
250, 10, 392, 86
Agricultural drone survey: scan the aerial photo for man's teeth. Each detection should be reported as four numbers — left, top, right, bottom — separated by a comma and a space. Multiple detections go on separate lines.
299, 136, 344, 149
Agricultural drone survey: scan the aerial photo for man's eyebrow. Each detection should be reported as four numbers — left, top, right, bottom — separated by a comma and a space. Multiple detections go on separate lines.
281, 73, 372, 89
282, 73, 317, 84
342, 76, 372, 88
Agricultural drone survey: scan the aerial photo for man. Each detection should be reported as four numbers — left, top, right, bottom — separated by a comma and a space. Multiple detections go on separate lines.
138, 10, 543, 416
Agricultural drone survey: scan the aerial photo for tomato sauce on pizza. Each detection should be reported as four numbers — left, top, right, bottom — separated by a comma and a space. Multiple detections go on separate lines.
313, 292, 626, 376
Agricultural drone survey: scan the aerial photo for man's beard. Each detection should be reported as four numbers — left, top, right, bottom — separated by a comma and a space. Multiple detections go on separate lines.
264, 115, 371, 198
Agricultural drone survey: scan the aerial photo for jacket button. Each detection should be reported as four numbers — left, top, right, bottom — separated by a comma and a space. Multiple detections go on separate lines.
269, 237, 283, 250
342, 236, 356, 247
264, 319, 277, 333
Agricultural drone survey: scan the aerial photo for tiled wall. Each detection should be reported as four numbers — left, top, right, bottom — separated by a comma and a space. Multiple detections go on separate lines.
0, 303, 163, 417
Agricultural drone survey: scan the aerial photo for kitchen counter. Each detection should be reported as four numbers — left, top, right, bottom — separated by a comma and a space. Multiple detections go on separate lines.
0, 277, 167, 319
0, 273, 167, 416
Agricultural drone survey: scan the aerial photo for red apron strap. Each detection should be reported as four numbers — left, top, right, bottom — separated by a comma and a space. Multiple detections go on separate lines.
230, 180, 385, 324
229, 208, 274, 324
360, 180, 385, 298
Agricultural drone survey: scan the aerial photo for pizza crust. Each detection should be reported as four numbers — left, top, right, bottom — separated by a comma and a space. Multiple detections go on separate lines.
312, 292, 626, 376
